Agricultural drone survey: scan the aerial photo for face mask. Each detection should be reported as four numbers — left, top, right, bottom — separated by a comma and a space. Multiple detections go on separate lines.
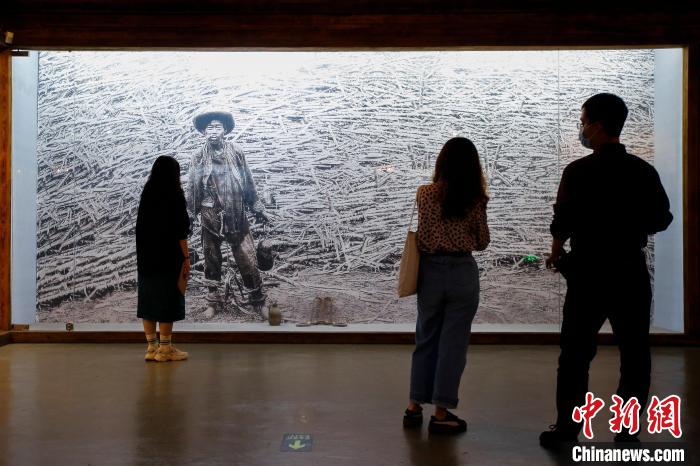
578, 124, 598, 149
578, 127, 592, 149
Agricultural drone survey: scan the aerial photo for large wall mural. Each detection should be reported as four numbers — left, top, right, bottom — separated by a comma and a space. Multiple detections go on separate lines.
35, 50, 655, 324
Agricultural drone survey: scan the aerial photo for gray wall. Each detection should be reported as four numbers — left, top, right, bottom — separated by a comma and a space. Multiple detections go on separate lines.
652, 48, 684, 332
11, 52, 39, 324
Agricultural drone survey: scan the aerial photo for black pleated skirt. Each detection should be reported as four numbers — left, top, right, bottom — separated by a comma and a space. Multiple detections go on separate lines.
137, 273, 185, 322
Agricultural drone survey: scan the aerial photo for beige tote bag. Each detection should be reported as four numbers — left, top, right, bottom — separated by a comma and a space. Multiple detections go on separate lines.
397, 201, 420, 297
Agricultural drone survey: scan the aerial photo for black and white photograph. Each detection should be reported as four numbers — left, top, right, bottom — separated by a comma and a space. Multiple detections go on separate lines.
34, 50, 657, 325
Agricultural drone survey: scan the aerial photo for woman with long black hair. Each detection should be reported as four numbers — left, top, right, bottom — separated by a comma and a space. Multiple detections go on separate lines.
136, 155, 191, 362
403, 137, 490, 434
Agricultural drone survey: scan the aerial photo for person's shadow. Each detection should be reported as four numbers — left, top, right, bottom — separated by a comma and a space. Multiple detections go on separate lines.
403, 428, 463, 466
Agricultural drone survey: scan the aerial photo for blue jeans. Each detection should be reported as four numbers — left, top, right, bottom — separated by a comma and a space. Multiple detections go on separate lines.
409, 253, 480, 409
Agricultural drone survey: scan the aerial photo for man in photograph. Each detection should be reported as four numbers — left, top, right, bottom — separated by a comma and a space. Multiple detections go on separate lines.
187, 110, 269, 320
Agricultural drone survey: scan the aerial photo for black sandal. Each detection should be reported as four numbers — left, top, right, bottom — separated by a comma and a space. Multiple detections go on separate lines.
403, 407, 423, 429
428, 410, 467, 435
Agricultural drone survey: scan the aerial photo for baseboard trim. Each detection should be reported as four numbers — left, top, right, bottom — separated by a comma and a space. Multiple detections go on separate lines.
6, 331, 698, 345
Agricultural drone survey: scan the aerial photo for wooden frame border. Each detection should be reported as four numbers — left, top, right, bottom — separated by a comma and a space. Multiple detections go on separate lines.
7, 331, 699, 345
1, 6, 698, 344
4, 4, 700, 50
684, 43, 700, 341
0, 51, 11, 333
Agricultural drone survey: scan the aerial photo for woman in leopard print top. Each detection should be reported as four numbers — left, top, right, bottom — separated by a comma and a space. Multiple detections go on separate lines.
416, 184, 490, 253
404, 137, 490, 435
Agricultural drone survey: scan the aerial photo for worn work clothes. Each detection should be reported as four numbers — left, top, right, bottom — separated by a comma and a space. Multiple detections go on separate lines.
200, 206, 261, 291
187, 141, 265, 237
201, 156, 228, 208
409, 253, 480, 409
549, 142, 672, 435
416, 184, 490, 253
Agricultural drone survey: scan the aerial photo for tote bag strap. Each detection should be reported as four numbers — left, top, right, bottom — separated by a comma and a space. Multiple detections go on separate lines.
407, 200, 418, 233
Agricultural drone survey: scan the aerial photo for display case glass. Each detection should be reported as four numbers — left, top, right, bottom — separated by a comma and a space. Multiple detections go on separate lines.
10, 49, 684, 332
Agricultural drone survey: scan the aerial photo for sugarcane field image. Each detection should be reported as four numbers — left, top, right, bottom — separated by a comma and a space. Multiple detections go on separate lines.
34, 50, 656, 325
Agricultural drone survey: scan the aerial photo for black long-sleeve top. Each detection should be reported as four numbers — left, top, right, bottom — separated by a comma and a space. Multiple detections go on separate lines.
136, 186, 191, 277
550, 143, 673, 254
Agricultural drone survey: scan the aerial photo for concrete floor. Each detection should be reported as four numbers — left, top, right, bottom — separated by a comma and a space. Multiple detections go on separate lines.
0, 344, 697, 465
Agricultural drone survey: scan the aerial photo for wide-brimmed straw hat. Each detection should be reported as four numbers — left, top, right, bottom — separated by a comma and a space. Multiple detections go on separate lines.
193, 110, 235, 134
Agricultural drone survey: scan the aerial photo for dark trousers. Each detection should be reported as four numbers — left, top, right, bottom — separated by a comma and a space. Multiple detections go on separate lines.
556, 252, 652, 434
200, 207, 261, 291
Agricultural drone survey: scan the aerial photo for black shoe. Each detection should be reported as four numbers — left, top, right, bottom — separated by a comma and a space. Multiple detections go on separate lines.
428, 411, 467, 435
614, 432, 641, 443
403, 407, 423, 429
539, 425, 578, 450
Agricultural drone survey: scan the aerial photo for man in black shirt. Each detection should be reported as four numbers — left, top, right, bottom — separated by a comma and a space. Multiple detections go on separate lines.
540, 93, 673, 449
